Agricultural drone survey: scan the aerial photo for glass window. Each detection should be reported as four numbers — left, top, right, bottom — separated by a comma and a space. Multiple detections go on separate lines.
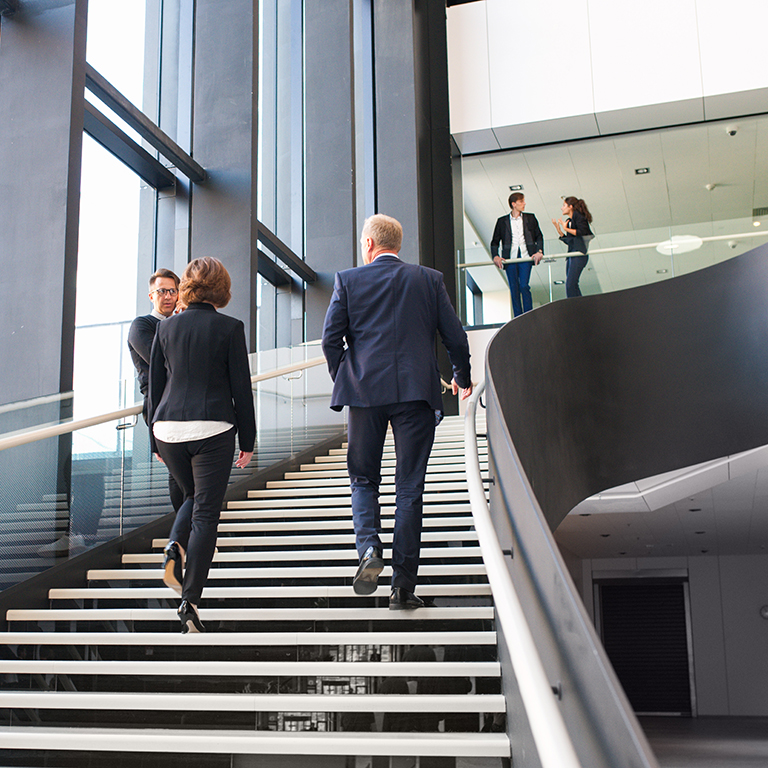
73, 135, 144, 455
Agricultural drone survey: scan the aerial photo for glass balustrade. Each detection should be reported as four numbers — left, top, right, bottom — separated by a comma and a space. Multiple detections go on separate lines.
457, 222, 768, 327
0, 343, 345, 593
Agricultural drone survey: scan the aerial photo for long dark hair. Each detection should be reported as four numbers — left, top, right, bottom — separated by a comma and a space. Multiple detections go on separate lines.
564, 196, 593, 224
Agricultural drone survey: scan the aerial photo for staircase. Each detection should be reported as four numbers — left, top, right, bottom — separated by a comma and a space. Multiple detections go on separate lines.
0, 415, 509, 766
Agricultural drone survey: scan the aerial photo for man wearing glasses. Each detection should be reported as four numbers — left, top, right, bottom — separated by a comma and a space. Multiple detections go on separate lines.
128, 268, 184, 512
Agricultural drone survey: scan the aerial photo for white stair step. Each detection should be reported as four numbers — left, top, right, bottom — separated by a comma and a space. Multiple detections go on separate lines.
151, 529, 478, 548
249, 482, 470, 498
0, 659, 499, 678
85, 563, 487, 581
222, 503, 472, 518
0, 690, 505, 713
308, 453, 485, 467
0, 727, 510, 758
49, 583, 492, 600
8, 606, 492, 622
233, 492, 473, 509
286, 463, 489, 479
269, 470, 487, 487
125, 546, 482, 564
0, 630, 495, 646
216, 516, 475, 533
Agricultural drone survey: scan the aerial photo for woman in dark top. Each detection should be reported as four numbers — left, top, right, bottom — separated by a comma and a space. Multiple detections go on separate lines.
148, 257, 255, 633
552, 196, 594, 298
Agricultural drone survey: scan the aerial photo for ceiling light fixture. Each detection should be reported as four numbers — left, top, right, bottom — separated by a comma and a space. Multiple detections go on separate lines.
553, 280, 565, 285
508, 184, 524, 191
656, 269, 668, 274
754, 221, 761, 227
635, 168, 650, 175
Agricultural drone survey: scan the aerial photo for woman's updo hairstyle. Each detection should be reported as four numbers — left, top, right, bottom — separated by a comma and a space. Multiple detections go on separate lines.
179, 257, 232, 308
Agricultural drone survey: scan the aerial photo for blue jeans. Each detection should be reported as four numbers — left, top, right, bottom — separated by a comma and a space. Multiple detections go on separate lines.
566, 255, 589, 298
347, 402, 436, 592
505, 259, 534, 316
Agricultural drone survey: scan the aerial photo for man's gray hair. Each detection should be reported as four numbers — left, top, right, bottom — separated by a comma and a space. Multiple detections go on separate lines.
362, 214, 403, 253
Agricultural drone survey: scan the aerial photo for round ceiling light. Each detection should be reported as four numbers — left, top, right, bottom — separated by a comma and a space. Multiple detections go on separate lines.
656, 235, 704, 256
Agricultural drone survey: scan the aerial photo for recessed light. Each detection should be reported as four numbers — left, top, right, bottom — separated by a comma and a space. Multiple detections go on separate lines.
619, 551, 627, 555
695, 531, 706, 535
553, 280, 565, 285
656, 269, 668, 274
579, 513, 591, 517
689, 508, 701, 512
754, 221, 761, 227
635, 168, 650, 175
600, 534, 610, 538
508, 184, 524, 191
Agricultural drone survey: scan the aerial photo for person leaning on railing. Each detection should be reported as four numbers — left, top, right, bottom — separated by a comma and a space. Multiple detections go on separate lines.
552, 196, 594, 298
148, 257, 255, 634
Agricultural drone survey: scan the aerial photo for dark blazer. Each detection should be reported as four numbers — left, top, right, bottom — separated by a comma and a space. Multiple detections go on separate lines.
148, 302, 256, 453
127, 314, 161, 395
321, 254, 471, 412
490, 211, 544, 260
560, 209, 594, 255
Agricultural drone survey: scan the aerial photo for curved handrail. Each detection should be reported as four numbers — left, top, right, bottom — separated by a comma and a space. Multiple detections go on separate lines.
464, 381, 581, 768
457, 229, 768, 268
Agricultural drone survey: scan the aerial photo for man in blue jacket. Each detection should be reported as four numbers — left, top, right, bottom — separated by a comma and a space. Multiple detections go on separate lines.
322, 214, 472, 610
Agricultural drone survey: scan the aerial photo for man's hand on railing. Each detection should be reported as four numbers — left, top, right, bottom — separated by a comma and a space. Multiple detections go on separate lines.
452, 379, 473, 401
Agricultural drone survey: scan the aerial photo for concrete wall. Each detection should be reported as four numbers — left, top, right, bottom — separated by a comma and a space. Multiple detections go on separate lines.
579, 553, 768, 716
447, 0, 768, 152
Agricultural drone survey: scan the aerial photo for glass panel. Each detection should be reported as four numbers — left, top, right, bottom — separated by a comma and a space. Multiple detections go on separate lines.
74, 136, 143, 419
85, 0, 147, 106
0, 342, 344, 591
251, 341, 345, 469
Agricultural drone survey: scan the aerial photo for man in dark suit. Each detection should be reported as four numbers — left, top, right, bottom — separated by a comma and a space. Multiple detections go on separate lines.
127, 268, 183, 512
490, 192, 544, 317
322, 214, 472, 610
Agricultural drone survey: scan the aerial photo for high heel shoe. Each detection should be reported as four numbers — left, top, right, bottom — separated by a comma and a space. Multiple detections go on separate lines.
162, 541, 185, 595
178, 599, 205, 634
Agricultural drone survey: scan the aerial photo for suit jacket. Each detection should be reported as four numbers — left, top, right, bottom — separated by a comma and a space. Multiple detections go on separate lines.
321, 254, 471, 412
148, 302, 256, 452
490, 211, 544, 261
127, 314, 161, 396
560, 209, 594, 255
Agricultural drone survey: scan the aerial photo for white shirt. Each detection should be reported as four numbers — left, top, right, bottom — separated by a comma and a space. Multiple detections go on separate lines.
153, 421, 234, 443
510, 214, 529, 259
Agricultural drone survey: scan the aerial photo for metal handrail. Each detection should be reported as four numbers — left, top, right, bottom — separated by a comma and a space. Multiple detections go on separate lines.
458, 229, 768, 268
464, 380, 581, 768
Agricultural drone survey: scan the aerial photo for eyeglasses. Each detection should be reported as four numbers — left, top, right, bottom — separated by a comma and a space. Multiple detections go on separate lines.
152, 288, 178, 297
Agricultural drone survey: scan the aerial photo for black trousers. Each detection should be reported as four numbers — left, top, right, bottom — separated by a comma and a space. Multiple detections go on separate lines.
347, 402, 436, 593
155, 428, 235, 604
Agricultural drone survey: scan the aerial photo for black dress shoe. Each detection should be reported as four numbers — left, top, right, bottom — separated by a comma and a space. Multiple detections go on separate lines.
178, 600, 205, 634
163, 541, 184, 595
389, 587, 432, 611
353, 546, 384, 595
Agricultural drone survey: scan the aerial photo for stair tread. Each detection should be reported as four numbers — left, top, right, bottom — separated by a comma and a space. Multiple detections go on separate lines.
0, 630, 495, 645
0, 727, 510, 757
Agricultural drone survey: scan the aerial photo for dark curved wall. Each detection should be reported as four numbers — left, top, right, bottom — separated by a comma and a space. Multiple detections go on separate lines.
488, 244, 768, 530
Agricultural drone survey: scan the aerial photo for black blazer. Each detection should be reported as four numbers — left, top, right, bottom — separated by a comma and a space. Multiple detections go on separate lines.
490, 212, 544, 261
321, 254, 471, 413
148, 302, 256, 453
560, 209, 594, 255
127, 314, 161, 396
